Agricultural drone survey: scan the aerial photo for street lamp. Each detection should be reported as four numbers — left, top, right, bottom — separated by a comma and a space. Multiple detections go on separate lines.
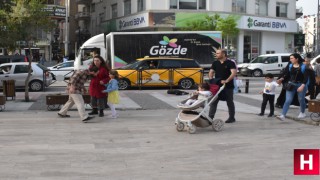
64, 0, 69, 57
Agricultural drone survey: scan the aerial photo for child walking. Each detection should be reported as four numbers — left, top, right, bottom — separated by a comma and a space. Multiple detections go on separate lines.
102, 70, 120, 118
258, 73, 279, 117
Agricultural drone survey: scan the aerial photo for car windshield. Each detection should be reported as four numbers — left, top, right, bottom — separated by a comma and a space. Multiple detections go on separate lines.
251, 56, 271, 63
117, 61, 141, 70
36, 63, 49, 71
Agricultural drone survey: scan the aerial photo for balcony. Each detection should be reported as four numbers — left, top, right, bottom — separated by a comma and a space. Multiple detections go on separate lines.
75, 12, 90, 20
76, 0, 92, 5
296, 7, 303, 19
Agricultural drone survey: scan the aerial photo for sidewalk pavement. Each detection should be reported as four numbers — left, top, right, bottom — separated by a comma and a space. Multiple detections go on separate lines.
2, 90, 319, 126
0, 109, 319, 179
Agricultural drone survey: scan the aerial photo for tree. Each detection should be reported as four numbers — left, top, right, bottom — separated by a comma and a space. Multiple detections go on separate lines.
9, 0, 55, 102
216, 15, 239, 55
182, 14, 222, 31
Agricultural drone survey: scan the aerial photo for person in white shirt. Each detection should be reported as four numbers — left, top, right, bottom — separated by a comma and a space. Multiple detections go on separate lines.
258, 73, 279, 117
184, 83, 212, 106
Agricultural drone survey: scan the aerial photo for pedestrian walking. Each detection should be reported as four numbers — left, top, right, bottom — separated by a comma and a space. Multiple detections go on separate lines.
304, 55, 316, 99
102, 70, 120, 119
88, 55, 110, 117
208, 49, 237, 123
58, 69, 94, 123
39, 54, 45, 65
258, 73, 279, 117
276, 53, 310, 121
313, 57, 320, 98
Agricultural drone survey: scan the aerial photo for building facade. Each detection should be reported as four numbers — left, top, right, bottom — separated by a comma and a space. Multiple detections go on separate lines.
77, 0, 300, 63
303, 15, 317, 55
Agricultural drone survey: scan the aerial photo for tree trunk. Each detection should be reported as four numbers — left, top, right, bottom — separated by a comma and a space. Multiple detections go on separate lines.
24, 46, 32, 102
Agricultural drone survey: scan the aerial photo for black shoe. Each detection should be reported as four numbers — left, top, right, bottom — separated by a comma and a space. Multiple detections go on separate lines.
225, 118, 236, 123
268, 114, 274, 117
99, 110, 104, 117
275, 104, 282, 108
258, 113, 264, 116
82, 116, 94, 123
88, 108, 98, 115
58, 113, 70, 118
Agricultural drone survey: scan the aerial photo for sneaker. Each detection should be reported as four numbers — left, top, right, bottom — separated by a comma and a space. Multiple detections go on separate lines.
258, 113, 264, 116
276, 115, 285, 121
111, 115, 118, 119
297, 112, 306, 119
58, 113, 70, 118
82, 116, 94, 123
268, 114, 274, 117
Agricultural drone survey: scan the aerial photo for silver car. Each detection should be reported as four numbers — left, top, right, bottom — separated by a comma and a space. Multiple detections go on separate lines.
0, 62, 53, 91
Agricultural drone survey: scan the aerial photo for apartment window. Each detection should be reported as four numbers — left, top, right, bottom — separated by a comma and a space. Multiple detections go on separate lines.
276, 2, 287, 17
138, 0, 145, 12
170, 0, 206, 10
232, 0, 246, 13
111, 4, 117, 18
124, 0, 131, 16
91, 3, 95, 13
255, 0, 268, 16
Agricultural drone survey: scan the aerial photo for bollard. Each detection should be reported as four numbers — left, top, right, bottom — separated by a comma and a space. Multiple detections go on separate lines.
245, 79, 249, 93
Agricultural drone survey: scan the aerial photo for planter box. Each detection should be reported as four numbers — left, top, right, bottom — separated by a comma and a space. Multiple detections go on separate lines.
308, 100, 320, 113
0, 95, 5, 111
46, 94, 91, 110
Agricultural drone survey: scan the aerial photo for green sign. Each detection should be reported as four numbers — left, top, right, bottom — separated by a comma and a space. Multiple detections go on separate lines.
294, 34, 305, 46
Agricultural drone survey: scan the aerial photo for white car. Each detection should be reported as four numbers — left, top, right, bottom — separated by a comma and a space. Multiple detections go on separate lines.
0, 62, 53, 91
239, 53, 291, 77
48, 59, 93, 80
48, 60, 75, 80
311, 54, 320, 69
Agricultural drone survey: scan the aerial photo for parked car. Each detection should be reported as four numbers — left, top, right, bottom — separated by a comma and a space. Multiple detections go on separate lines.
48, 60, 75, 80
239, 53, 291, 77
0, 55, 28, 65
116, 57, 203, 90
49, 59, 92, 80
311, 54, 320, 69
0, 62, 52, 91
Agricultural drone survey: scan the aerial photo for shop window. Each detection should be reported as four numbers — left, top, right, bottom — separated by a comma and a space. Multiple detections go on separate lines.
255, 0, 268, 16
124, 0, 131, 16
232, 0, 246, 13
170, 0, 206, 10
276, 2, 287, 17
111, 4, 118, 18
138, 0, 145, 12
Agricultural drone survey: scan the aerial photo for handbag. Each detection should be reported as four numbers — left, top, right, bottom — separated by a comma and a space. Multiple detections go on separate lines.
284, 82, 295, 91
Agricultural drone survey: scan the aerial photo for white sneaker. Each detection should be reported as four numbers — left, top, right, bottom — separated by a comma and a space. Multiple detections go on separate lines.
111, 115, 118, 119
276, 115, 285, 121
297, 113, 306, 119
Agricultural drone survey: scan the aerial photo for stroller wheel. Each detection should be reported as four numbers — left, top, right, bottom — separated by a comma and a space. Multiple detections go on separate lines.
176, 122, 185, 132
212, 119, 224, 132
188, 125, 196, 134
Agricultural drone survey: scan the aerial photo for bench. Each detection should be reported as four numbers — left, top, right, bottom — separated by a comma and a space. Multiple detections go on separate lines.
0, 95, 5, 111
46, 94, 91, 111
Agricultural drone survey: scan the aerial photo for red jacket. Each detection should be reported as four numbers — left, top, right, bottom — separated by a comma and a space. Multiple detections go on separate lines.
89, 66, 110, 98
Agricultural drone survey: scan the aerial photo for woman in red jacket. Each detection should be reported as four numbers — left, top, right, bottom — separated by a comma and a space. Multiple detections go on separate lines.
88, 55, 110, 117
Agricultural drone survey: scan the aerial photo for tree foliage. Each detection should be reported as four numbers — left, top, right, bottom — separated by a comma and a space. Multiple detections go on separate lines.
2, 0, 55, 101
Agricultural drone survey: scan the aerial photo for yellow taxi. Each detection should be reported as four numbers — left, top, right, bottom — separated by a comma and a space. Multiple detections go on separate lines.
116, 57, 203, 90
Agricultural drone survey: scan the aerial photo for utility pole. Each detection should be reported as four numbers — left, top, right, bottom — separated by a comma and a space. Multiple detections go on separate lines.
64, 0, 69, 57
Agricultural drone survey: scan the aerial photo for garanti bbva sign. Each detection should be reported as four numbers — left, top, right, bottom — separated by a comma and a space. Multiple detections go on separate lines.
238, 16, 298, 33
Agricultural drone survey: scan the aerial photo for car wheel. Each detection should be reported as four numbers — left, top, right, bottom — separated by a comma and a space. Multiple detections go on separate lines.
179, 78, 194, 89
118, 79, 130, 90
29, 80, 43, 92
252, 69, 263, 77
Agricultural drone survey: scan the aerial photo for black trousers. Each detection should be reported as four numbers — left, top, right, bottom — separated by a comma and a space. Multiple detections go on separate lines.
209, 88, 235, 120
260, 93, 275, 115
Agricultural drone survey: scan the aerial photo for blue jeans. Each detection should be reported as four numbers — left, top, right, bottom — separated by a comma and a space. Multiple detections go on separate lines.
282, 82, 307, 116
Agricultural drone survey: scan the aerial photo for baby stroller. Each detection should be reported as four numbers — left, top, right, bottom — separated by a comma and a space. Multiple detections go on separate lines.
175, 84, 225, 134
